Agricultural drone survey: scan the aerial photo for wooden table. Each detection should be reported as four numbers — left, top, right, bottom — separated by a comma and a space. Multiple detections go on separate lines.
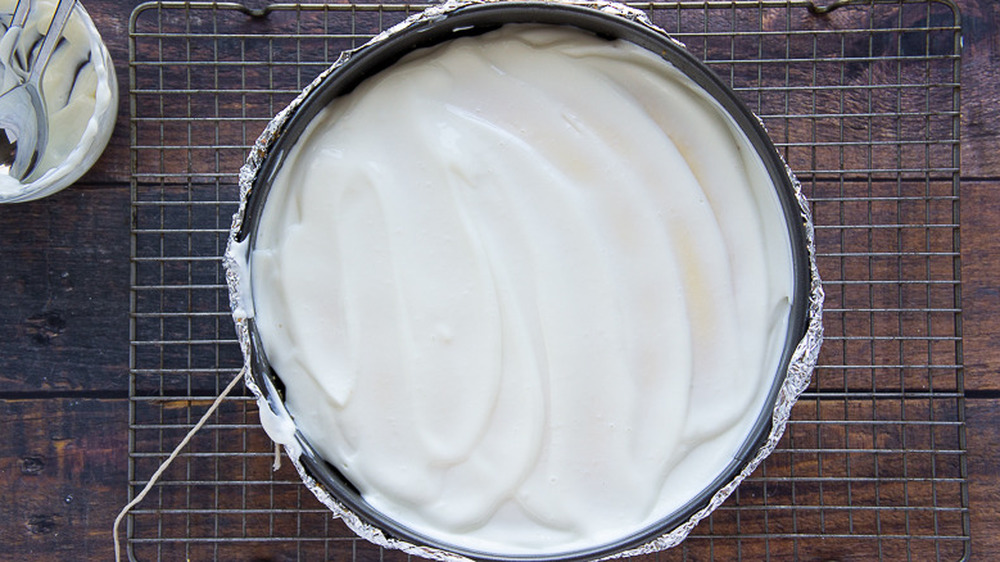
0, 0, 997, 559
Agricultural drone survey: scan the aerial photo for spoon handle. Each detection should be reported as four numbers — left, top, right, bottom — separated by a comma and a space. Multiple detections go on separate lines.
27, 0, 75, 84
7, 0, 30, 29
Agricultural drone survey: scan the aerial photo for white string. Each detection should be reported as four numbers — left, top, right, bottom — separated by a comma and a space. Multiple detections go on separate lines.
112, 368, 245, 562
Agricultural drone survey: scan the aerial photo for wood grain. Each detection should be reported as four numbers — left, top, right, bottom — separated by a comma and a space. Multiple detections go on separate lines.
960, 180, 1000, 392
0, 185, 130, 392
966, 399, 1000, 560
959, 0, 1000, 178
0, 398, 127, 560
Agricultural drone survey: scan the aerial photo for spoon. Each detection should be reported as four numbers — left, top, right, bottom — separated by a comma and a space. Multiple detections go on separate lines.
0, 0, 76, 180
0, 0, 30, 92
0, 0, 29, 172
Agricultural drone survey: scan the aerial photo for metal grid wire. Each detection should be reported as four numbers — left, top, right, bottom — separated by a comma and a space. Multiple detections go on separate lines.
127, 1, 967, 559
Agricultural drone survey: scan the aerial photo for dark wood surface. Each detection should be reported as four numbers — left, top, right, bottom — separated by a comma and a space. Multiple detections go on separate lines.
0, 0, 997, 560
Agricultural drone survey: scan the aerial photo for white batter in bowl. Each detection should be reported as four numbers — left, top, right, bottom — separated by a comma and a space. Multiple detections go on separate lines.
0, 0, 117, 203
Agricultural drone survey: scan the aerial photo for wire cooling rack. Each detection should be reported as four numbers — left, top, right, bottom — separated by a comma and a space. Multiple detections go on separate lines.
128, 1, 967, 559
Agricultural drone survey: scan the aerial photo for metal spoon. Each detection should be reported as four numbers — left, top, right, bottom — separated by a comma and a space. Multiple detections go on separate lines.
0, 0, 76, 180
0, 0, 31, 92
0, 0, 30, 174
3, 0, 30, 28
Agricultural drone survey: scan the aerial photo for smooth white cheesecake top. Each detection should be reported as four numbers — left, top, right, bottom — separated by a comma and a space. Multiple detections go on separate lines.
250, 24, 794, 556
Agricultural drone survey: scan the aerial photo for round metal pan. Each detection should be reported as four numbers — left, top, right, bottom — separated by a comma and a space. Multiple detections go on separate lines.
229, 2, 822, 560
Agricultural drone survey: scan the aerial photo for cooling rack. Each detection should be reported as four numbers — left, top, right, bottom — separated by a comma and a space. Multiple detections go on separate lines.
127, 1, 968, 559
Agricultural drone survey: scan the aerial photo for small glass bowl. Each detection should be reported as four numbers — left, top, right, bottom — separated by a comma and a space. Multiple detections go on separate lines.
0, 0, 118, 203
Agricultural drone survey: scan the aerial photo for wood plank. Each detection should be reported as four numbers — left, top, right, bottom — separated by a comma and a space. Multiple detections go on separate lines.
0, 185, 130, 392
959, 181, 1000, 391
965, 398, 1000, 560
0, 398, 128, 561
958, 0, 1000, 178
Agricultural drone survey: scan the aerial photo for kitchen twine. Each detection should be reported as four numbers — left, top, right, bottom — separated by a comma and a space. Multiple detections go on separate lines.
111, 368, 275, 562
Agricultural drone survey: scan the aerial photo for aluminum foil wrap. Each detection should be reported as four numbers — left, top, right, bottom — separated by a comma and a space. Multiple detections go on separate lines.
224, 1, 825, 559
